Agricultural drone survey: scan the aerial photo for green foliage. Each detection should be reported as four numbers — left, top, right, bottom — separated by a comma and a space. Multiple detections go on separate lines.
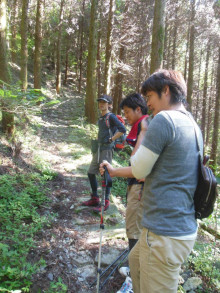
112, 177, 127, 202
9, 33, 21, 55
188, 242, 220, 291
33, 155, 58, 180
112, 150, 130, 202
0, 81, 46, 115
177, 286, 186, 293
44, 99, 61, 107
0, 173, 51, 291
45, 277, 67, 293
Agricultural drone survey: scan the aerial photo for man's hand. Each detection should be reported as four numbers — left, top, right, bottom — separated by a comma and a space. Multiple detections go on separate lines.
100, 160, 115, 177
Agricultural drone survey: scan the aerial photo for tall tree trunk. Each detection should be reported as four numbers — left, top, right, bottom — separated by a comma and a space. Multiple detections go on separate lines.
150, 0, 166, 74
113, 46, 125, 115
184, 24, 190, 81
210, 47, 220, 171
136, 43, 143, 92
85, 0, 98, 124
63, 43, 70, 85
201, 42, 210, 141
34, 0, 43, 89
171, 5, 178, 70
20, 0, 29, 91
166, 26, 172, 69
206, 62, 215, 145
56, 0, 65, 94
163, 16, 168, 68
0, 0, 14, 135
195, 49, 203, 121
96, 28, 101, 98
104, 0, 114, 94
10, 0, 18, 63
78, 0, 85, 93
187, 0, 195, 111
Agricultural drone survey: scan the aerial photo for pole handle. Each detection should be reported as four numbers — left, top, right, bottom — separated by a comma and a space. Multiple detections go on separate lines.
103, 166, 112, 187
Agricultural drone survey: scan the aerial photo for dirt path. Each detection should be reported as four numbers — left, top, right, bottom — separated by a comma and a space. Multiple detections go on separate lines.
28, 89, 128, 293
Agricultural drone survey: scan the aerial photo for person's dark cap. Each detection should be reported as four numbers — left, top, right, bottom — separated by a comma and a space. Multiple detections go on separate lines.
97, 95, 113, 104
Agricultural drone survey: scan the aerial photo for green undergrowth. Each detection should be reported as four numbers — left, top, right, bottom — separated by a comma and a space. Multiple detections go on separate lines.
0, 173, 53, 292
189, 241, 220, 291
177, 240, 220, 293
112, 148, 131, 203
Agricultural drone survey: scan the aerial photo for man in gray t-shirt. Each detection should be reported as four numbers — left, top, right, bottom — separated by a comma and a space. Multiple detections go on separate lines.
141, 110, 202, 237
100, 70, 203, 293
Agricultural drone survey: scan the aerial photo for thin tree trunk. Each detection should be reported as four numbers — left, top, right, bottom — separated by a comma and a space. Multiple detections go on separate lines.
201, 42, 210, 141
163, 16, 168, 68
195, 49, 203, 121
20, 0, 29, 91
104, 0, 114, 94
136, 44, 143, 92
166, 26, 172, 69
34, 0, 44, 89
56, 0, 65, 94
85, 0, 98, 123
187, 0, 195, 111
184, 24, 190, 81
113, 46, 125, 115
210, 47, 220, 171
63, 43, 69, 85
96, 28, 101, 98
206, 62, 215, 145
150, 0, 166, 74
0, 0, 14, 135
171, 5, 178, 70
78, 0, 85, 93
10, 0, 18, 63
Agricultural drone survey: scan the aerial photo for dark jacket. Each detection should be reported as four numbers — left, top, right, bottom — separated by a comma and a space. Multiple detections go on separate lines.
98, 113, 126, 150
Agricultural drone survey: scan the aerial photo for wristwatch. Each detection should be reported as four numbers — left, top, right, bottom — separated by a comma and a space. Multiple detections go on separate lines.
109, 137, 113, 143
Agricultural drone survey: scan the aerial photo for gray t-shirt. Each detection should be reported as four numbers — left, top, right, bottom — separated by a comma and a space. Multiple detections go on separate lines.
141, 110, 203, 237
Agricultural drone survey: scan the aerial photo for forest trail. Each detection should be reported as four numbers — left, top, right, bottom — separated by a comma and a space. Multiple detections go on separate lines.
29, 88, 128, 293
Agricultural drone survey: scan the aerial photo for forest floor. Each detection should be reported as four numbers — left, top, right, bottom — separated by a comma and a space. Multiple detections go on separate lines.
0, 84, 219, 293
0, 84, 130, 293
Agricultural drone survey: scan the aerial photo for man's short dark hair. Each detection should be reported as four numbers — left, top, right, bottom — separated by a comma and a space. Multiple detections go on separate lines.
120, 93, 148, 115
141, 69, 187, 105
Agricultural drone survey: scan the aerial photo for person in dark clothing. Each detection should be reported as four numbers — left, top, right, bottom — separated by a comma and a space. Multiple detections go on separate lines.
82, 95, 126, 212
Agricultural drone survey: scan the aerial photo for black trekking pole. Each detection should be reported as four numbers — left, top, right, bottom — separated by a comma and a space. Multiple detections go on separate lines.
96, 166, 112, 293
100, 248, 130, 289
90, 248, 129, 288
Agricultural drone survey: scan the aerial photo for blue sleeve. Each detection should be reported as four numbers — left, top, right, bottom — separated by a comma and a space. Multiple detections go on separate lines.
142, 112, 174, 155
109, 114, 126, 133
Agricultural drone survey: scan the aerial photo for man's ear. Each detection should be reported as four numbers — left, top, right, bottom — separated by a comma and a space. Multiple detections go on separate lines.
136, 106, 142, 113
163, 85, 170, 95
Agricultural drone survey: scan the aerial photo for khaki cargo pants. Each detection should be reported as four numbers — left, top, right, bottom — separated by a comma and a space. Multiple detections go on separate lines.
129, 228, 195, 293
126, 184, 144, 240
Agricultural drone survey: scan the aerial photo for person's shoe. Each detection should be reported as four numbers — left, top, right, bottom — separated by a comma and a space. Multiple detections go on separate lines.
81, 195, 100, 207
93, 200, 110, 212
116, 276, 133, 293
118, 266, 130, 277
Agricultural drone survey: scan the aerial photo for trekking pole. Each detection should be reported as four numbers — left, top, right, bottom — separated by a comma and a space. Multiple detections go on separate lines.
96, 166, 112, 293
100, 249, 130, 289
90, 248, 129, 288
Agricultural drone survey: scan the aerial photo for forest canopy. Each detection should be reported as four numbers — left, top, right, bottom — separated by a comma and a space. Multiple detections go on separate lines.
0, 0, 219, 167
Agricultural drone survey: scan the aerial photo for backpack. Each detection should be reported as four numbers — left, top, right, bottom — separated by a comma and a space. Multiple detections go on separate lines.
194, 155, 218, 219
105, 113, 126, 150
